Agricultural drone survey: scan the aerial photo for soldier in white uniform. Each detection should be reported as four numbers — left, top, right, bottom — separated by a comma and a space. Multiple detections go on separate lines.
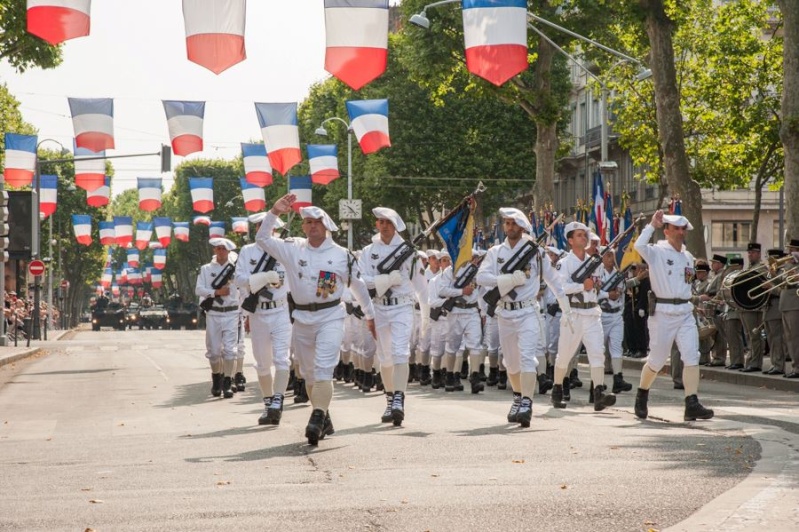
234, 213, 292, 425
417, 251, 439, 386
543, 246, 566, 387
632, 211, 714, 421
597, 249, 634, 395
195, 238, 240, 399
428, 250, 451, 389
359, 208, 428, 426
476, 208, 569, 427
256, 195, 375, 445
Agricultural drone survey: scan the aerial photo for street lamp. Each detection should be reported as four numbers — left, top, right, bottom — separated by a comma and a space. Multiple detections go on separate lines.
315, 117, 354, 249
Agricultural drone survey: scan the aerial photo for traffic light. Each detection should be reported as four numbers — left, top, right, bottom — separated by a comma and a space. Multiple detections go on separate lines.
160, 145, 172, 173
0, 190, 9, 262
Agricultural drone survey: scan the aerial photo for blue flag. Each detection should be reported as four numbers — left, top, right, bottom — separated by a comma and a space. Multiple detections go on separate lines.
437, 202, 474, 272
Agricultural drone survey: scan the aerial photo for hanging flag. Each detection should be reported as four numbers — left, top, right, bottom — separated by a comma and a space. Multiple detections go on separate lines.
26, 0, 91, 45
241, 142, 272, 186
74, 142, 106, 192
604, 191, 615, 244
68, 97, 114, 152
99, 220, 115, 245
209, 221, 226, 238
346, 99, 390, 154
182, 0, 246, 74
618, 206, 639, 268
151, 270, 163, 288
254, 102, 301, 175
189, 177, 214, 213
137, 177, 163, 211
289, 176, 312, 212
162, 100, 205, 156
143, 264, 152, 284
135, 221, 153, 250
436, 201, 474, 272
462, 0, 528, 86
39, 174, 58, 218
86, 176, 111, 207
72, 214, 92, 245
240, 178, 266, 212
153, 248, 167, 270
114, 216, 133, 247
324, 0, 389, 90
307, 144, 340, 185
111, 284, 120, 296
173, 222, 190, 242
592, 172, 605, 243
128, 268, 142, 286
232, 217, 248, 234
153, 217, 172, 247
3, 133, 37, 187
193, 215, 211, 226
148, 242, 163, 249
126, 248, 140, 269
101, 268, 113, 288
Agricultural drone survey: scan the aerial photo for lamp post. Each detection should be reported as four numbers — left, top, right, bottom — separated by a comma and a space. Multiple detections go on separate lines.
315, 117, 354, 249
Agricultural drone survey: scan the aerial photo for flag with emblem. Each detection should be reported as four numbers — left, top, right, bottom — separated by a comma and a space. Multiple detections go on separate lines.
99, 220, 115, 245
618, 201, 641, 269
462, 0, 528, 86
86, 176, 110, 206
346, 98, 390, 154
2, 133, 37, 187
189, 177, 214, 213
232, 217, 248, 234
289, 176, 312, 212
137, 178, 162, 211
153, 248, 167, 270
307, 144, 340, 185
153, 217, 172, 247
127, 268, 142, 286
68, 97, 114, 152
324, 0, 389, 90
135, 221, 153, 250
126, 248, 140, 269
255, 102, 301, 176
436, 200, 475, 272
114, 216, 133, 247
209, 221, 226, 238
182, 0, 246, 74
240, 178, 266, 212
173, 222, 190, 242
163, 100, 205, 156
26, 0, 91, 45
241, 143, 272, 186
72, 214, 92, 245
39, 174, 58, 218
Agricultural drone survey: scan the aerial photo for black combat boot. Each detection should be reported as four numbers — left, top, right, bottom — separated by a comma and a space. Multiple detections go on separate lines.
419, 365, 432, 386
361, 369, 375, 393
634, 388, 649, 419
264, 393, 284, 425
516, 397, 533, 428
469, 372, 484, 394
319, 410, 334, 439
391, 391, 405, 426
431, 369, 444, 389
408, 363, 418, 383
486, 367, 499, 386
292, 375, 301, 397
381, 392, 394, 423
334, 360, 345, 381
353, 369, 363, 388
294, 379, 309, 404
234, 372, 246, 392
593, 384, 616, 412
375, 373, 384, 391
569, 368, 582, 388
459, 359, 469, 379
343, 362, 354, 383
588, 380, 594, 404
507, 393, 522, 422
454, 372, 464, 391
562, 377, 571, 401
497, 370, 508, 390
222, 375, 235, 399
684, 395, 714, 421
305, 409, 326, 445
287, 369, 296, 391
537, 373, 553, 395
478, 363, 488, 382
211, 372, 222, 397
613, 373, 633, 393
551, 385, 567, 408
258, 396, 273, 425
444, 372, 456, 392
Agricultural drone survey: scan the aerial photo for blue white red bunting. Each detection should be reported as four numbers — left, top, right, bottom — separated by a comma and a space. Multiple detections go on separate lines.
113, 216, 133, 247
241, 143, 272, 187
346, 99, 390, 154
72, 214, 92, 245
27, 0, 91, 45
2, 133, 37, 187
254, 102, 301, 176
135, 221, 153, 250
289, 176, 313, 212
324, 0, 389, 90
39, 174, 58, 218
69, 97, 115, 153
99, 221, 115, 245
182, 0, 246, 75
462, 0, 528, 86
307, 144, 340, 185
189, 177, 214, 213
163, 100, 205, 156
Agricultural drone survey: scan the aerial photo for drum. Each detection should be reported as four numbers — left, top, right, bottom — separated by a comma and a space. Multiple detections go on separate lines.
721, 269, 769, 311
697, 314, 717, 340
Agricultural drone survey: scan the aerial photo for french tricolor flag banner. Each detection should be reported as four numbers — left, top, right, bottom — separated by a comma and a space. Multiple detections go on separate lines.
101, 267, 113, 288
163, 100, 205, 156
72, 214, 92, 245
241, 142, 272, 186
189, 177, 214, 213
232, 217, 248, 234
592, 171, 605, 243
68, 97, 115, 153
240, 178, 265, 212
114, 216, 133, 247
289, 175, 313, 213
137, 177, 163, 211
99, 220, 115, 245
151, 270, 163, 288
126, 248, 140, 269
209, 221, 226, 238
153, 248, 167, 270
3, 133, 37, 187
324, 0, 389, 90
153, 217, 172, 247
135, 221, 153, 250
39, 174, 58, 218
148, 242, 163, 250
346, 99, 390, 154
307, 144, 340, 185
462, 0, 528, 86
26, 0, 91, 45
86, 176, 110, 207
128, 268, 142, 286
111, 284, 120, 296
74, 143, 106, 192
182, 0, 246, 74
143, 265, 152, 284
255, 102, 301, 176
173, 222, 190, 242
193, 215, 211, 226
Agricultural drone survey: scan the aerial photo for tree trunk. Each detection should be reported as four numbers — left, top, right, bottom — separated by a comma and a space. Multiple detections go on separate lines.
749, 143, 777, 242
778, 0, 799, 241
532, 37, 557, 211
641, 0, 706, 257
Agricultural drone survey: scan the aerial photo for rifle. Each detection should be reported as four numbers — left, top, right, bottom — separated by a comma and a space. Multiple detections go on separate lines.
345, 302, 365, 319
571, 214, 645, 284
200, 261, 237, 312
368, 240, 418, 299
599, 264, 634, 293
440, 255, 485, 314
241, 227, 289, 313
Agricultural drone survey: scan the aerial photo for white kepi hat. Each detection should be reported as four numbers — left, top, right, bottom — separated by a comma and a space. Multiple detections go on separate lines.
372, 207, 406, 232
662, 214, 694, 230
209, 237, 236, 251
564, 221, 590, 237
498, 208, 532, 233
300, 206, 338, 231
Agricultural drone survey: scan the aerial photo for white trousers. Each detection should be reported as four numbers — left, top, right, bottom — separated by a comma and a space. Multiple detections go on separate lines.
356, 316, 376, 363
205, 312, 240, 362
410, 307, 421, 353
249, 308, 292, 375
375, 304, 414, 366
483, 314, 499, 355
237, 314, 246, 359
646, 311, 700, 371
291, 318, 345, 385
601, 313, 624, 360
545, 312, 561, 356
342, 314, 357, 353
445, 308, 482, 354
497, 308, 541, 374
555, 311, 604, 369
429, 315, 449, 358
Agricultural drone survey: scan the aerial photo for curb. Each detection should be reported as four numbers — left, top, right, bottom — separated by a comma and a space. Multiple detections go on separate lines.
0, 347, 41, 368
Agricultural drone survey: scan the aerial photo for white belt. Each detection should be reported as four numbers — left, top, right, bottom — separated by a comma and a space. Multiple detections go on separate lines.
502, 299, 538, 311
375, 294, 415, 307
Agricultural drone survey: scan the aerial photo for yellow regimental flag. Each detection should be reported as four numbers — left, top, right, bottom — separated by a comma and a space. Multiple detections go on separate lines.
454, 212, 474, 272
619, 232, 642, 270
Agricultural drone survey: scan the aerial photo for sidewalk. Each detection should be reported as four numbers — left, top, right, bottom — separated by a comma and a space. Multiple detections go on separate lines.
0, 329, 71, 368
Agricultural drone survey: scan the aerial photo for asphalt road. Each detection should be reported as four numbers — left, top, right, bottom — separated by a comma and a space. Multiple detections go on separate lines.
0, 328, 796, 532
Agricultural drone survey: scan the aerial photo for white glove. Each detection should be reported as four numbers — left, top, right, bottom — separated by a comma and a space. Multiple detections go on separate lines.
388, 270, 403, 286
497, 274, 516, 297
374, 274, 393, 298
638, 309, 645, 318
249, 272, 274, 293
557, 297, 574, 332
512, 270, 527, 286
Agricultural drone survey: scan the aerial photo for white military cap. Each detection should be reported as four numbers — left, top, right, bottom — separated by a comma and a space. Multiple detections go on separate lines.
564, 221, 589, 237
588, 232, 601, 242
498, 207, 532, 233
300, 206, 338, 232
546, 245, 564, 257
248, 212, 266, 224
662, 214, 693, 230
437, 248, 451, 260
372, 207, 406, 232
416, 249, 428, 260
209, 237, 236, 251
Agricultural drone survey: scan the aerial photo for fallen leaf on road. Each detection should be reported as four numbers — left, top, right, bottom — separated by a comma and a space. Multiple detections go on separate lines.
81, 488, 92, 492
117, 423, 125, 427
431, 474, 439, 477
216, 481, 231, 486
348, 465, 355, 469
46, 438, 52, 441
85, 528, 96, 532
401, 500, 408, 504
644, 520, 657, 525
512, 459, 525, 464
88, 499, 103, 504
609, 446, 619, 450
560, 485, 567, 490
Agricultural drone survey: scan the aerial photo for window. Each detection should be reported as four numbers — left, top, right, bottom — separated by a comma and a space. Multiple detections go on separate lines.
712, 222, 751, 249
773, 220, 785, 249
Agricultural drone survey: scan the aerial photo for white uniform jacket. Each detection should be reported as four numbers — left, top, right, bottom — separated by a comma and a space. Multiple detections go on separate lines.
359, 233, 428, 307
195, 257, 240, 310
233, 242, 289, 313
556, 251, 601, 316
634, 224, 695, 315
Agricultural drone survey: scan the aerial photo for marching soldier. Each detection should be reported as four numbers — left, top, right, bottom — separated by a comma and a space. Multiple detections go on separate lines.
763, 249, 787, 375
739, 243, 765, 372
428, 250, 451, 389
700, 254, 729, 366
780, 239, 799, 378
597, 249, 633, 394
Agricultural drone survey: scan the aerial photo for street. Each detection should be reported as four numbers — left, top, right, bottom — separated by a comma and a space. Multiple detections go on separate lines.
0, 328, 797, 532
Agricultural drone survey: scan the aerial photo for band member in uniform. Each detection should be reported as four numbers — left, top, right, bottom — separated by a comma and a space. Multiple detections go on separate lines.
257, 194, 376, 445
476, 208, 569, 427
763, 249, 788, 375
632, 211, 714, 421
739, 243, 765, 372
723, 258, 746, 370
780, 239, 799, 378
195, 238, 240, 399
699, 254, 729, 366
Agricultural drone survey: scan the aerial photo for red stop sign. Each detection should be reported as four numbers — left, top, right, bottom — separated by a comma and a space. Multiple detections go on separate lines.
28, 259, 46, 276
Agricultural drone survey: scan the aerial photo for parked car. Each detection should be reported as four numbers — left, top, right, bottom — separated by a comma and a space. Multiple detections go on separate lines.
137, 304, 168, 330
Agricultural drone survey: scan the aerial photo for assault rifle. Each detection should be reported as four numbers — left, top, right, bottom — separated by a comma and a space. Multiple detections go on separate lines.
368, 240, 418, 299
430, 255, 485, 321
241, 227, 289, 313
571, 214, 645, 284
200, 262, 237, 312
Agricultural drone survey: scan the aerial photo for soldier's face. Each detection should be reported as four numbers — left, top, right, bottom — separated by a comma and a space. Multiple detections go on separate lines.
568, 230, 588, 251
602, 251, 615, 268
503, 219, 523, 240
428, 255, 440, 271
663, 223, 687, 243
302, 218, 326, 240
696, 270, 708, 280
376, 219, 396, 240
214, 246, 229, 263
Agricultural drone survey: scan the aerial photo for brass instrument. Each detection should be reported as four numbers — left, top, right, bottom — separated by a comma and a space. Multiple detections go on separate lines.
745, 264, 799, 299
729, 254, 797, 284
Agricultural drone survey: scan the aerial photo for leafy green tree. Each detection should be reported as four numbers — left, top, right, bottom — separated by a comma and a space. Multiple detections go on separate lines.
0, 0, 62, 72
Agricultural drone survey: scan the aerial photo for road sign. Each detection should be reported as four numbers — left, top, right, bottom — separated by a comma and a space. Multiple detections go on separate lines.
60, 280, 69, 289
28, 259, 45, 276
